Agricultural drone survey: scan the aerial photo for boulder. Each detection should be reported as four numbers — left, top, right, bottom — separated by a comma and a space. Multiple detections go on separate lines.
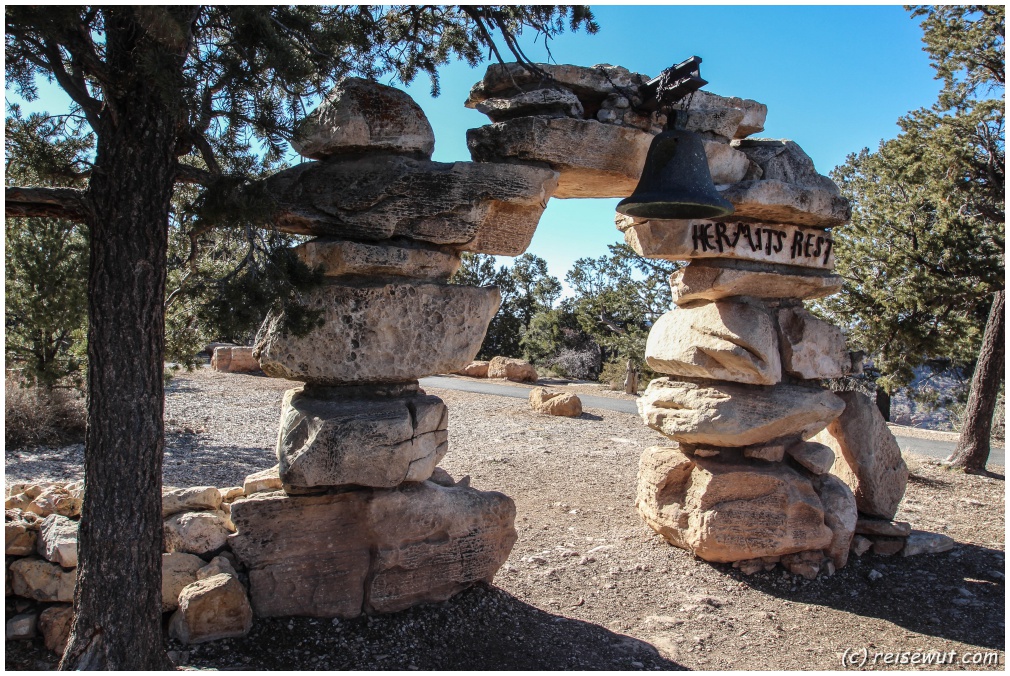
717, 180, 851, 229
26, 486, 81, 519
812, 473, 857, 569
645, 300, 781, 386
197, 555, 237, 581
295, 238, 461, 281
9, 557, 75, 602
855, 517, 911, 538
291, 77, 435, 159
466, 62, 647, 106
812, 391, 908, 519
903, 531, 955, 557
5, 511, 38, 556
474, 88, 584, 122
163, 486, 222, 517
277, 389, 448, 490
457, 361, 490, 378
636, 446, 832, 562
704, 140, 754, 185
162, 552, 206, 612
669, 261, 843, 305
255, 281, 500, 385
243, 465, 282, 495
164, 511, 233, 557
639, 377, 845, 447
674, 90, 767, 139
168, 573, 254, 644
38, 604, 73, 653
785, 441, 836, 475
211, 346, 259, 373
229, 481, 517, 617
731, 139, 837, 191
777, 306, 851, 380
220, 486, 245, 502
620, 218, 837, 270
263, 155, 559, 256
6, 611, 38, 640
36, 514, 78, 568
529, 388, 583, 417
487, 357, 538, 383
467, 117, 653, 199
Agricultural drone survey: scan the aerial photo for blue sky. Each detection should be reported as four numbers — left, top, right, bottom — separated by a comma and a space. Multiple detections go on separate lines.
9, 6, 943, 293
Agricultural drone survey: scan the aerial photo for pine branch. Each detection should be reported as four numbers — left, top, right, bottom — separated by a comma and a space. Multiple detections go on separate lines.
5, 186, 88, 221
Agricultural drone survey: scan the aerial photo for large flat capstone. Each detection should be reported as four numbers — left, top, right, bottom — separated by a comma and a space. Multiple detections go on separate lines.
254, 281, 500, 385
263, 155, 558, 255
295, 238, 461, 281
669, 260, 843, 305
277, 389, 448, 490
228, 481, 517, 617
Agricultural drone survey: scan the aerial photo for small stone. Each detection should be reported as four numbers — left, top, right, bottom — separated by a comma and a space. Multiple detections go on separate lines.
38, 604, 73, 653
850, 534, 872, 556
870, 536, 905, 556
36, 514, 78, 568
6, 611, 38, 640
867, 569, 883, 582
855, 517, 911, 538
742, 441, 789, 462
164, 511, 233, 557
786, 441, 836, 475
487, 357, 538, 383
9, 557, 75, 603
168, 573, 254, 644
163, 552, 206, 613
902, 531, 955, 557
780, 550, 824, 580
529, 388, 582, 417
243, 465, 283, 495
163, 486, 222, 517
692, 448, 720, 458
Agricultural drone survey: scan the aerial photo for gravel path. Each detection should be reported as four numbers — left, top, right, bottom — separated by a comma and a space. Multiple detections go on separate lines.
6, 368, 1005, 671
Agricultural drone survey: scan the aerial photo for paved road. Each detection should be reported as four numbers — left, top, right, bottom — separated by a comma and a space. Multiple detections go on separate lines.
419, 375, 1004, 467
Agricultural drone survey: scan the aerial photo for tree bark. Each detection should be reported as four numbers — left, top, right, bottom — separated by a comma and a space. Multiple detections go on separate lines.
59, 10, 186, 671
947, 289, 1005, 473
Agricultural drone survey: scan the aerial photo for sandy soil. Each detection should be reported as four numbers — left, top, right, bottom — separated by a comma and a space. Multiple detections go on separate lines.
6, 369, 1005, 671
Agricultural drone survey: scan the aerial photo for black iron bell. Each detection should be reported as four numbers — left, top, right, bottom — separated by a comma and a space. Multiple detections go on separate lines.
616, 128, 734, 220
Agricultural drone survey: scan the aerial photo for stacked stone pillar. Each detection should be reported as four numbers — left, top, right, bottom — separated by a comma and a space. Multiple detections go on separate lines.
228, 78, 560, 617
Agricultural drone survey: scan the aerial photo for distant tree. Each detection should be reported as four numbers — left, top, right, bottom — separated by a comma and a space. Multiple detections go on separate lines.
4, 6, 597, 668
451, 252, 522, 358
510, 253, 562, 328
822, 5, 1003, 471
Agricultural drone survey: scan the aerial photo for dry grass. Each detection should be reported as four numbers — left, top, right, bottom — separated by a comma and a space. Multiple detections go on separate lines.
5, 374, 87, 450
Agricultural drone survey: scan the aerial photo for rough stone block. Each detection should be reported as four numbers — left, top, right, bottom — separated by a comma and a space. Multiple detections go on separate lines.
487, 357, 538, 383
812, 473, 857, 569
163, 486, 222, 517
9, 557, 75, 603
36, 514, 78, 568
163, 552, 206, 612
529, 388, 583, 417
669, 261, 842, 305
39, 604, 73, 653
777, 306, 851, 380
168, 573, 254, 644
295, 238, 461, 281
164, 511, 233, 557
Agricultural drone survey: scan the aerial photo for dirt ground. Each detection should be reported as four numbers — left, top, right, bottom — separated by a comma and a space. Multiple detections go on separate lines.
6, 369, 1005, 671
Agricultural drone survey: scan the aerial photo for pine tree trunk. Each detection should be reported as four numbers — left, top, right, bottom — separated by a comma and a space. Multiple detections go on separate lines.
947, 289, 1005, 473
59, 11, 184, 670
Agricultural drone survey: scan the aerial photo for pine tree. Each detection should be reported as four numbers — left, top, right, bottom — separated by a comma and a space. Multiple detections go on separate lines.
4, 6, 597, 668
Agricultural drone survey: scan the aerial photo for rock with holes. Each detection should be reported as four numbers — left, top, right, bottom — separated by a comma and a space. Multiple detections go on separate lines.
645, 300, 781, 386
36, 514, 78, 568
812, 473, 857, 569
277, 388, 448, 490
263, 155, 558, 256
636, 446, 832, 562
168, 573, 254, 644
670, 261, 842, 305
529, 388, 583, 417
295, 238, 461, 281
38, 604, 73, 653
255, 281, 500, 385
487, 357, 538, 383
812, 391, 908, 519
291, 77, 435, 159
163, 486, 223, 517
229, 480, 517, 618
9, 557, 75, 603
639, 377, 845, 447
777, 306, 851, 380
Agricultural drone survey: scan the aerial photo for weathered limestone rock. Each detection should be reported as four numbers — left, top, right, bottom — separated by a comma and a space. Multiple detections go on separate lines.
255, 281, 500, 385
529, 388, 583, 417
277, 389, 448, 490
620, 217, 837, 270
292, 77, 435, 159
38, 604, 73, 653
475, 88, 584, 121
742, 439, 791, 462
855, 517, 911, 537
163, 486, 222, 517
264, 155, 559, 256
487, 356, 538, 383
197, 555, 237, 581
168, 573, 254, 644
295, 238, 461, 281
229, 481, 517, 617
717, 180, 851, 228
163, 552, 206, 612
903, 531, 954, 557
211, 346, 259, 373
676, 107, 745, 141
36, 515, 78, 568
457, 361, 490, 377
704, 140, 753, 185
6, 611, 38, 640
669, 261, 843, 305
812, 391, 908, 520
5, 492, 33, 511
467, 117, 653, 199
639, 377, 845, 447
466, 62, 646, 106
164, 511, 234, 557
645, 301, 781, 386
26, 486, 81, 519
243, 466, 282, 496
636, 446, 832, 562
5, 511, 38, 556
9, 557, 75, 602
675, 90, 768, 139
777, 306, 851, 380
780, 550, 827, 579
221, 486, 245, 502
786, 441, 836, 475
812, 473, 857, 569
731, 139, 837, 191
850, 534, 872, 556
